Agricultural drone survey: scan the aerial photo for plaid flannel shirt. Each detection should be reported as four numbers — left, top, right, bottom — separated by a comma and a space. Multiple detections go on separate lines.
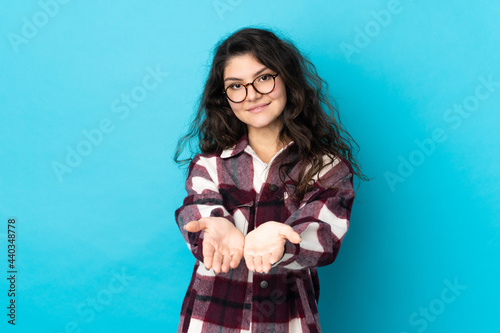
175, 135, 355, 333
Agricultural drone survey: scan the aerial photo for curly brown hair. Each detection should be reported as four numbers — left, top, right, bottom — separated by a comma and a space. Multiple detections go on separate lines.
175, 27, 367, 200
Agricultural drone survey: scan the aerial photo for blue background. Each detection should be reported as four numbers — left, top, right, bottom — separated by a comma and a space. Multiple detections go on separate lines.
1, 0, 499, 332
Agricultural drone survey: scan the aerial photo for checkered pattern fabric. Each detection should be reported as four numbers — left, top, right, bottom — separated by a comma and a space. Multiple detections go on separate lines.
175, 135, 355, 332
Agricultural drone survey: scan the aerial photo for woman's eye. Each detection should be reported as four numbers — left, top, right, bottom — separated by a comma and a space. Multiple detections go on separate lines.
259, 74, 271, 81
229, 84, 242, 90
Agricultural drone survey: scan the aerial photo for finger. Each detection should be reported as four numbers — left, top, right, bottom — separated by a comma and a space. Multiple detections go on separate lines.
253, 256, 263, 273
184, 219, 206, 233
280, 226, 301, 244
212, 251, 223, 274
221, 252, 231, 273
245, 254, 255, 272
202, 242, 215, 270
262, 253, 272, 273
230, 250, 243, 269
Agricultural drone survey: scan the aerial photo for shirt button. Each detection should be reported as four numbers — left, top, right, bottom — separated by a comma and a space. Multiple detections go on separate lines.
260, 280, 269, 289
270, 184, 279, 192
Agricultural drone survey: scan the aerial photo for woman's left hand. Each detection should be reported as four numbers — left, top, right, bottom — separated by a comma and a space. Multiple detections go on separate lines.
243, 222, 301, 273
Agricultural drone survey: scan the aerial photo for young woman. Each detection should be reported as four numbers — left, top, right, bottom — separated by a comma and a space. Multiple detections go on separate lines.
174, 27, 365, 333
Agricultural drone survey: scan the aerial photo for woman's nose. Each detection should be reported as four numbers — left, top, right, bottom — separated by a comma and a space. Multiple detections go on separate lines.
246, 84, 262, 101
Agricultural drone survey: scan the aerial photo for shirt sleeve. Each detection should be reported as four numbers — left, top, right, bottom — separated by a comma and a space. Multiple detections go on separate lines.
275, 157, 355, 270
174, 154, 235, 262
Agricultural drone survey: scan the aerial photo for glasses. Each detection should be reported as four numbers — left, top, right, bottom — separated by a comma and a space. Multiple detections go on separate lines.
223, 73, 279, 103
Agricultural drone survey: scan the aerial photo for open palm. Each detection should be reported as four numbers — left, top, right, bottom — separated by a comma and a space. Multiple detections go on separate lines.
244, 221, 301, 273
184, 217, 244, 274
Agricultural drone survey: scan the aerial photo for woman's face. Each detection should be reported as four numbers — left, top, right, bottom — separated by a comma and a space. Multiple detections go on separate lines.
223, 54, 287, 137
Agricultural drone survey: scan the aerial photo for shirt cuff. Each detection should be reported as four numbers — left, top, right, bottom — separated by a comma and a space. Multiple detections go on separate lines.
272, 239, 299, 267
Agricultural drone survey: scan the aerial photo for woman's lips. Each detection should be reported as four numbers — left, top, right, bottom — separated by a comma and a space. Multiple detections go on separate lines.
247, 102, 270, 113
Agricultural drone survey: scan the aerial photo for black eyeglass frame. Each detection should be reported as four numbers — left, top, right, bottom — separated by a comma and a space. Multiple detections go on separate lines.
222, 73, 279, 103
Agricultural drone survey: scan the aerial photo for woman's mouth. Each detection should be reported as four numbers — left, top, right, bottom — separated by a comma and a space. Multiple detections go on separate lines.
247, 102, 270, 113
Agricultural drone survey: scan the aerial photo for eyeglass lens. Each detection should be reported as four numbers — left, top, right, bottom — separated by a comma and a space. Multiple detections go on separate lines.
225, 74, 276, 103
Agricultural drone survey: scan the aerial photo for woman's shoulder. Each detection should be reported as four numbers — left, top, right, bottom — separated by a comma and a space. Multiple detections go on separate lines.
191, 135, 247, 164
188, 151, 223, 168
301, 154, 353, 190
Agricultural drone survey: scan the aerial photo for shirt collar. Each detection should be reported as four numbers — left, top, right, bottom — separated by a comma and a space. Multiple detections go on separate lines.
220, 134, 295, 159
220, 134, 249, 159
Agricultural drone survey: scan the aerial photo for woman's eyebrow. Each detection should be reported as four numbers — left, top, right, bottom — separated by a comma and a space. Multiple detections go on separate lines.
224, 67, 268, 82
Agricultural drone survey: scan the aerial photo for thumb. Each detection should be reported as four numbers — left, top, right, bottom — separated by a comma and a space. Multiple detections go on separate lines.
280, 226, 301, 244
184, 219, 206, 233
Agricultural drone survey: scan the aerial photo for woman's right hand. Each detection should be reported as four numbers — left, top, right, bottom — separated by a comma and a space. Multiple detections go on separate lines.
184, 217, 244, 274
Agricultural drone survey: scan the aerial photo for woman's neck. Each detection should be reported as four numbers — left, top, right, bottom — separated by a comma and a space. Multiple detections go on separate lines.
247, 127, 289, 164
